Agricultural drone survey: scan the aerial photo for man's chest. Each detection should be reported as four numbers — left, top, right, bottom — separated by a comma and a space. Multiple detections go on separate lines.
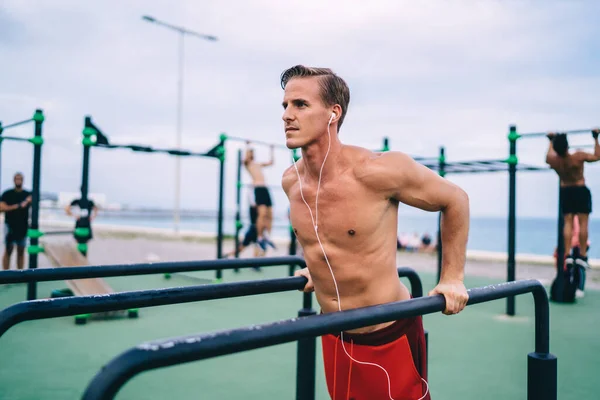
289, 181, 390, 244
4, 191, 28, 205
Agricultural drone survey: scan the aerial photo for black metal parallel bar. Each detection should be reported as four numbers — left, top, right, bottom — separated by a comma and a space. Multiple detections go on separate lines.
0, 256, 306, 284
0, 276, 309, 339
1, 118, 33, 130
27, 109, 43, 300
81, 279, 552, 400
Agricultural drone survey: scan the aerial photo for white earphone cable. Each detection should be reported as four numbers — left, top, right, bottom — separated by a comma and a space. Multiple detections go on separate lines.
291, 113, 428, 400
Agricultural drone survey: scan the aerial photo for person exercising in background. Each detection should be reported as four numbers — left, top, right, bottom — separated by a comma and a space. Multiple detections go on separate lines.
225, 192, 266, 262
244, 142, 276, 251
546, 129, 599, 270
65, 192, 98, 256
0, 172, 32, 270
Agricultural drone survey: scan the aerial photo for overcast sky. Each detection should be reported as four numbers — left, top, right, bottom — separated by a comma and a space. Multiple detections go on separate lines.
1, 0, 599, 219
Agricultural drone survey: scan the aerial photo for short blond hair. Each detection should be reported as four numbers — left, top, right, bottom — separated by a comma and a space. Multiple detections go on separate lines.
280, 65, 350, 130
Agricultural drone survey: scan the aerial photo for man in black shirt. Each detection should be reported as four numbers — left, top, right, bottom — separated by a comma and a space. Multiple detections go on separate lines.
1, 172, 32, 270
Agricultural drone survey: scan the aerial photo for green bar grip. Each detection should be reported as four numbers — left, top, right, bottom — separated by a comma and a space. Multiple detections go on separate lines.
219, 133, 228, 142
32, 110, 45, 123
235, 221, 243, 230
27, 229, 44, 239
27, 245, 45, 255
77, 243, 88, 253
82, 137, 96, 147
505, 155, 518, 165
216, 146, 225, 161
28, 136, 44, 145
74, 228, 90, 238
82, 127, 96, 137
439, 171, 446, 178
438, 155, 446, 164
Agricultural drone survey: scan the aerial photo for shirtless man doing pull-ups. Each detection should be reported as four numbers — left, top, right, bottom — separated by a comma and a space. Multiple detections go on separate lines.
282, 65, 470, 400
244, 143, 276, 251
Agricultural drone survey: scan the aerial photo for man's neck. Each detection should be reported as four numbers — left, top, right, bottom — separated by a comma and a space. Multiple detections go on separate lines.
14, 187, 23, 192
301, 132, 343, 181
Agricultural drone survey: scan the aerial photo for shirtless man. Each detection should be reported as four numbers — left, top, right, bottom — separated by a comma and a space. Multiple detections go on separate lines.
244, 143, 276, 250
546, 130, 599, 270
281, 65, 470, 400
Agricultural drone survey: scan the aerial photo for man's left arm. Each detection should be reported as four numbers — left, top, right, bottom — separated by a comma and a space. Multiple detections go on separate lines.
374, 152, 470, 315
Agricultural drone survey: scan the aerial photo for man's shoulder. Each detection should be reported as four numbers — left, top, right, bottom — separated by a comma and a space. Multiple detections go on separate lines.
352, 149, 413, 180
281, 164, 298, 194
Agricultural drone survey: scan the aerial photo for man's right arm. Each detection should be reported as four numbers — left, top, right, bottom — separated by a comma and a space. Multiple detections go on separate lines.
0, 201, 19, 213
580, 132, 600, 163
545, 133, 557, 165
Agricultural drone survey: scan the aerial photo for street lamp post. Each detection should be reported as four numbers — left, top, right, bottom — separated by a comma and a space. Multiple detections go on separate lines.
142, 15, 217, 233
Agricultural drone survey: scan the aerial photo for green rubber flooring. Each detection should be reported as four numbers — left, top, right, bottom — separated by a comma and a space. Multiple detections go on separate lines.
0, 266, 597, 399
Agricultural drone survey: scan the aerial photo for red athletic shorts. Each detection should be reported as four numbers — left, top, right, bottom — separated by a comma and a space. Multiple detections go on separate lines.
321, 316, 430, 400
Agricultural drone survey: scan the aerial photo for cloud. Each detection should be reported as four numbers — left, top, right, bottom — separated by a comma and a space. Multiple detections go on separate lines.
1, 0, 599, 219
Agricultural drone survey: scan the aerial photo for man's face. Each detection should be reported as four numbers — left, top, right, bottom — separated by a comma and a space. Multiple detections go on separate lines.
14, 174, 23, 189
282, 77, 331, 149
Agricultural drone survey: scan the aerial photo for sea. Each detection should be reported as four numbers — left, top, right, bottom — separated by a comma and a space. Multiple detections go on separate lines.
41, 208, 600, 259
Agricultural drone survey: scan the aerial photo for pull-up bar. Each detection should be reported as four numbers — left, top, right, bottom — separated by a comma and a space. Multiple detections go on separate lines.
506, 124, 598, 309
222, 134, 290, 150
517, 128, 597, 139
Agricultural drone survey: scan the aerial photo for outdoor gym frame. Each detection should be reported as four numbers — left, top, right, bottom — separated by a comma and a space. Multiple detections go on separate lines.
423, 125, 597, 315
508, 125, 599, 306
0, 109, 45, 300
80, 117, 227, 282
82, 278, 555, 400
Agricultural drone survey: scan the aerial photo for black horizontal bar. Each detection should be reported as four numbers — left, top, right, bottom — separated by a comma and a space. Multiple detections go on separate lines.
0, 256, 306, 284
225, 136, 290, 150
0, 135, 31, 142
0, 276, 307, 339
42, 230, 75, 236
239, 183, 284, 190
1, 119, 33, 130
0, 267, 421, 340
94, 143, 210, 158
520, 128, 595, 138
81, 279, 548, 400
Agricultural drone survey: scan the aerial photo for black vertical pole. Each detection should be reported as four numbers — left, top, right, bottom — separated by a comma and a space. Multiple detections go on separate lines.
436, 146, 445, 283
296, 291, 316, 400
79, 116, 95, 257
288, 224, 297, 277
382, 137, 390, 152
234, 149, 242, 260
215, 138, 225, 281
552, 181, 566, 302
26, 109, 44, 300
507, 125, 518, 316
